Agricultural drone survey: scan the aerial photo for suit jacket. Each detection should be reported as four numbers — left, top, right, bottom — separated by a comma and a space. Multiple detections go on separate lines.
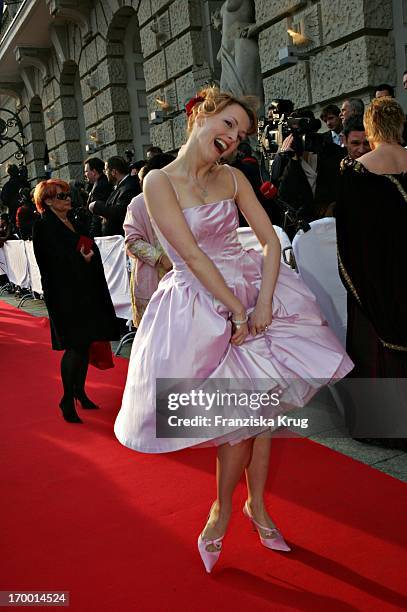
321, 130, 342, 147
93, 175, 141, 236
87, 174, 114, 237
87, 173, 114, 205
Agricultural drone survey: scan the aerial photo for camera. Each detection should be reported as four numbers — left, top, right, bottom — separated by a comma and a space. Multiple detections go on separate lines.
286, 116, 322, 156
257, 101, 323, 238
258, 101, 323, 172
258, 99, 294, 157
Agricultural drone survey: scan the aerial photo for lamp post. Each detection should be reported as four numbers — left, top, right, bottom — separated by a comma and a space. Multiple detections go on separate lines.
0, 107, 26, 164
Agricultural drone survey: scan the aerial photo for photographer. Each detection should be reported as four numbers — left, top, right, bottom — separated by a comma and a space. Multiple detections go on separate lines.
270, 109, 345, 238
259, 100, 294, 160
15, 188, 36, 240
0, 164, 26, 225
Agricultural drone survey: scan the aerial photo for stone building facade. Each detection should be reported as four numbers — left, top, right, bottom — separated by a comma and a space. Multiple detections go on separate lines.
0, 0, 406, 185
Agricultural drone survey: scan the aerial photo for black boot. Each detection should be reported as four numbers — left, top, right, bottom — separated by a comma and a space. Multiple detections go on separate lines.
59, 397, 83, 423
73, 347, 99, 409
74, 391, 99, 410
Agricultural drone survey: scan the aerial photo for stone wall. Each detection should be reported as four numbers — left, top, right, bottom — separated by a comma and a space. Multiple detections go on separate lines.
256, 0, 395, 111
138, 0, 221, 152
0, 0, 223, 184
0, 0, 400, 186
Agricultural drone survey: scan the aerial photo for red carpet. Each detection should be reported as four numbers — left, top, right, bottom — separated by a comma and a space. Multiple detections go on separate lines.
1, 299, 407, 612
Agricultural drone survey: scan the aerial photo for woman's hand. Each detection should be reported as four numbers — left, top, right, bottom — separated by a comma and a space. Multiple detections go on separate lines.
80, 246, 94, 263
230, 309, 249, 346
249, 302, 272, 336
280, 134, 294, 152
231, 320, 249, 346
159, 254, 172, 272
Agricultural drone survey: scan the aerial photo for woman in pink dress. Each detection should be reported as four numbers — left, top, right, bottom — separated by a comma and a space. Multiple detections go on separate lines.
114, 87, 353, 572
124, 154, 174, 326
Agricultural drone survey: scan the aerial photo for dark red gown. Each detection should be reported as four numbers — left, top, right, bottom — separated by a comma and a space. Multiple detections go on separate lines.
336, 157, 407, 445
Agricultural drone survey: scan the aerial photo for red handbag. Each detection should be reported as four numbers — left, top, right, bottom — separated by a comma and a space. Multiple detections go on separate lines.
76, 235, 94, 255
89, 341, 114, 370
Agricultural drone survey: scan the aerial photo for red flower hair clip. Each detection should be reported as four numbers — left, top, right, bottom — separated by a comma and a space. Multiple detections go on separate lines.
185, 95, 205, 117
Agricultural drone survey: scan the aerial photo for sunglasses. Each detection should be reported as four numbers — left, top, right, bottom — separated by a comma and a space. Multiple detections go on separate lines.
55, 192, 71, 200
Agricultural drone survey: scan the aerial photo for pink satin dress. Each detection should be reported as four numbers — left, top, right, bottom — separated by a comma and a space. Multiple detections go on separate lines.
115, 174, 353, 453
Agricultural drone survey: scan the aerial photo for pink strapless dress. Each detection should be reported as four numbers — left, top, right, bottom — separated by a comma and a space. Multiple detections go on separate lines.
114, 199, 353, 453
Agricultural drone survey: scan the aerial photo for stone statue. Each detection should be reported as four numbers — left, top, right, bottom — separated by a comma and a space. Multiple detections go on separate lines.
212, 0, 264, 108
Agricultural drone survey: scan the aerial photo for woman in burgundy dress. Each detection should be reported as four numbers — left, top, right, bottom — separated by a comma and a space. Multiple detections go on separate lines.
336, 97, 407, 448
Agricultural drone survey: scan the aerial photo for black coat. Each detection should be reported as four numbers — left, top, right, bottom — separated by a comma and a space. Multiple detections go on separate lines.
321, 130, 339, 146
93, 175, 141, 236
271, 142, 346, 236
1, 176, 24, 223
231, 157, 274, 226
87, 174, 114, 237
336, 157, 407, 351
87, 173, 114, 204
33, 209, 120, 350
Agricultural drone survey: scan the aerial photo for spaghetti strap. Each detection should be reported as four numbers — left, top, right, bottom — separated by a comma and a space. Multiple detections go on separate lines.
224, 164, 238, 199
160, 169, 180, 202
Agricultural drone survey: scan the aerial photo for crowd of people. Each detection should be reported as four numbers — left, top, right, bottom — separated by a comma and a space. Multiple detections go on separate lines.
1, 77, 406, 571
0, 145, 167, 243
0, 146, 164, 298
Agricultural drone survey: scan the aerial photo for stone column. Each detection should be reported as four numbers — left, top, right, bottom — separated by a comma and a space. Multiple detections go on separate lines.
139, 0, 216, 152
391, 0, 407, 111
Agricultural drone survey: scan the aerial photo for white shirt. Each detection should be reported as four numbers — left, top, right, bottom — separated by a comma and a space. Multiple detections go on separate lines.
301, 154, 318, 196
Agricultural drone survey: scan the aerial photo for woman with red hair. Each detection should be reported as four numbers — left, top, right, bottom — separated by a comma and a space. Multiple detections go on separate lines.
33, 179, 119, 423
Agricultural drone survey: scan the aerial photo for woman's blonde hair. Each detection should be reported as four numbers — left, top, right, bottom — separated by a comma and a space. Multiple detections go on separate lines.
186, 86, 258, 136
364, 97, 405, 144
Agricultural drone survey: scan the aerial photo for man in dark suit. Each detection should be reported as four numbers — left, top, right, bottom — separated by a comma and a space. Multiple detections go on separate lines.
90, 156, 141, 236
84, 157, 114, 237
342, 116, 370, 160
320, 104, 343, 147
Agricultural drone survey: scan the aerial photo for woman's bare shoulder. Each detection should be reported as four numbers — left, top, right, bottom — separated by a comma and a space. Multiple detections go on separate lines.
355, 150, 373, 165
143, 168, 176, 197
143, 168, 169, 185
357, 145, 407, 174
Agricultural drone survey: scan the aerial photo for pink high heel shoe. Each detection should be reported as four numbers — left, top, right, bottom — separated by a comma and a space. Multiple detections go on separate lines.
197, 533, 224, 573
243, 501, 291, 552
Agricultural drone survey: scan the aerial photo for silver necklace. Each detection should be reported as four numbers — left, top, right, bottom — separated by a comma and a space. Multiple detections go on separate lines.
193, 168, 213, 198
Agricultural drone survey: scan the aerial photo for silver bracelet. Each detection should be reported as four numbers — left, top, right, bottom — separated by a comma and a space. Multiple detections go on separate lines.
231, 313, 248, 325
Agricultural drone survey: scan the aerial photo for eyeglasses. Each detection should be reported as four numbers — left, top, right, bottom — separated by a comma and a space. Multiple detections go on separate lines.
55, 192, 71, 200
